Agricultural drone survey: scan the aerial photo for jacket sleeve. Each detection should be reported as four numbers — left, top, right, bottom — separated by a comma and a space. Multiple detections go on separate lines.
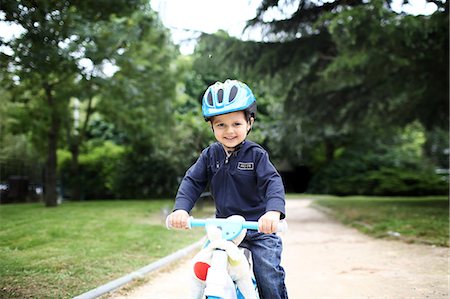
255, 151, 286, 219
173, 149, 209, 213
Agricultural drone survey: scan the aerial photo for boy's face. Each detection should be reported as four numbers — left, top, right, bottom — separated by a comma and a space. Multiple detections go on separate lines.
210, 111, 253, 151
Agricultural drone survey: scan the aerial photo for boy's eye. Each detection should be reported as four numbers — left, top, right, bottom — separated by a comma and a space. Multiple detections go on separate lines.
215, 123, 224, 127
234, 122, 242, 126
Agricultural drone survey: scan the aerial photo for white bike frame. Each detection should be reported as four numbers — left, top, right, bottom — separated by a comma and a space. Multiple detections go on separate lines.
168, 217, 287, 299
204, 249, 239, 299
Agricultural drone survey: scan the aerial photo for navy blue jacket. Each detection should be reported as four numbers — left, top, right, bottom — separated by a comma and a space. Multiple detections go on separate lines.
174, 141, 286, 221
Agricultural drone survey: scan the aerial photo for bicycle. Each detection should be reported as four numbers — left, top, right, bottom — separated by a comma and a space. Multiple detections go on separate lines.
167, 215, 287, 299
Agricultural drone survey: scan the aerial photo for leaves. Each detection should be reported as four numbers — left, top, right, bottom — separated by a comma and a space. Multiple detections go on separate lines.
189, 0, 448, 194
1, 1, 182, 200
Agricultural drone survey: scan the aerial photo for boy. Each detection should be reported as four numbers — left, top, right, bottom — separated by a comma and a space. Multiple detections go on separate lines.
168, 79, 288, 299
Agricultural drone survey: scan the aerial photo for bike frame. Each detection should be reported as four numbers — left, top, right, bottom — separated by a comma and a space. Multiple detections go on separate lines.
189, 217, 260, 299
168, 216, 287, 299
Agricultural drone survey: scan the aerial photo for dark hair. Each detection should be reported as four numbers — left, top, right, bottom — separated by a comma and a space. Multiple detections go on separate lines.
244, 102, 257, 121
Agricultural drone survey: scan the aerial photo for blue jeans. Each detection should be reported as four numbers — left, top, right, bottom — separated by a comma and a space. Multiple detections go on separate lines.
239, 231, 288, 299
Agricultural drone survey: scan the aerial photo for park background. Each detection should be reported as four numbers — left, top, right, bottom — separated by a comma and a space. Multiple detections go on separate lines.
0, 0, 448, 298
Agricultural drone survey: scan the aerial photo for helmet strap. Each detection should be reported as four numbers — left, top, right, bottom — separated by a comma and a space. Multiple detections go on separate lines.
247, 117, 254, 135
222, 141, 245, 153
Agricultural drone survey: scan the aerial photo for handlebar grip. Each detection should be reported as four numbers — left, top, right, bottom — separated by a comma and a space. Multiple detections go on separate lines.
277, 220, 288, 233
243, 220, 288, 232
165, 215, 172, 229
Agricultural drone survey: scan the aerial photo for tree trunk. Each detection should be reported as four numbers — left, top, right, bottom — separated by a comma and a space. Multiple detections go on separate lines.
44, 116, 59, 207
44, 83, 60, 207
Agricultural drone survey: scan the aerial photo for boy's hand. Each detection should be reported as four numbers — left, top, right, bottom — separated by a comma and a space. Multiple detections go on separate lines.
168, 210, 190, 229
258, 211, 281, 234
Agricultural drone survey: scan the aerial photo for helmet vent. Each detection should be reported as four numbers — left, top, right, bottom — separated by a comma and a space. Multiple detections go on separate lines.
207, 91, 213, 106
229, 86, 238, 102
217, 89, 224, 103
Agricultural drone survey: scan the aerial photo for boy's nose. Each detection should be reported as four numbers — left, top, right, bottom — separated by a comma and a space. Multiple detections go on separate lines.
225, 126, 234, 133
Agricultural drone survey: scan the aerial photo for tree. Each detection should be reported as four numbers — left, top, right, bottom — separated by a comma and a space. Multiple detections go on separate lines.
1, 0, 169, 205
63, 7, 178, 200
315, 0, 449, 129
245, 0, 449, 163
93, 10, 185, 198
199, 1, 447, 152
188, 0, 448, 194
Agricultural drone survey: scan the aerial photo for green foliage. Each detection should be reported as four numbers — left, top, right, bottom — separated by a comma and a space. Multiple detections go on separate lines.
311, 159, 447, 196
112, 146, 179, 199
109, 106, 211, 199
91, 9, 184, 199
1, 0, 163, 205
58, 141, 125, 199
193, 0, 449, 195
98, 9, 178, 147
2, 1, 184, 201
423, 127, 449, 169
1, 0, 147, 140
366, 167, 447, 195
0, 83, 44, 183
2, 0, 448, 199
309, 123, 449, 195
104, 54, 217, 199
85, 114, 125, 144
0, 134, 42, 166
280, 2, 449, 169
320, 1, 449, 129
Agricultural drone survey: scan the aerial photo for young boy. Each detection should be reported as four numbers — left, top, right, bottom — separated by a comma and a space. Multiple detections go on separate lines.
168, 79, 288, 299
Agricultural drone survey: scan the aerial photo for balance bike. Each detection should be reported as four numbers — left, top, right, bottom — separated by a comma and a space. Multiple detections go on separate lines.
167, 215, 287, 299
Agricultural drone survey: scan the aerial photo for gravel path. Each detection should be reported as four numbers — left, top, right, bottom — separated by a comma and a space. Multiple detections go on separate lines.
109, 199, 449, 298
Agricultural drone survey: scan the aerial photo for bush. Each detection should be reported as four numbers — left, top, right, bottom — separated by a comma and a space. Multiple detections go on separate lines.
308, 149, 448, 196
367, 167, 448, 195
111, 147, 181, 199
308, 123, 449, 196
310, 163, 447, 196
58, 141, 125, 199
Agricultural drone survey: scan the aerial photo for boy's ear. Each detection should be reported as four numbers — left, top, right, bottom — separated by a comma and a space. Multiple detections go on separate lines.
249, 117, 255, 127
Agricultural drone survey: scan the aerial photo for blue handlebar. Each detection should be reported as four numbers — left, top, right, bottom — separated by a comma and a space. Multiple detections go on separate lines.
188, 217, 259, 241
189, 218, 207, 227
189, 218, 259, 229
242, 221, 259, 231
166, 216, 287, 241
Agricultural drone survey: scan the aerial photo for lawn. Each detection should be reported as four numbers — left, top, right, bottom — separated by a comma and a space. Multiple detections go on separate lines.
0, 200, 213, 299
304, 195, 449, 247
1, 195, 447, 298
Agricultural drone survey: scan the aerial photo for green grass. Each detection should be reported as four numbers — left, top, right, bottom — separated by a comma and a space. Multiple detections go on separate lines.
2, 196, 448, 298
0, 200, 213, 299
303, 195, 449, 247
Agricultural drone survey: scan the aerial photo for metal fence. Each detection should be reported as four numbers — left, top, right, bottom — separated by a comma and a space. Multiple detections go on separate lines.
0, 158, 44, 204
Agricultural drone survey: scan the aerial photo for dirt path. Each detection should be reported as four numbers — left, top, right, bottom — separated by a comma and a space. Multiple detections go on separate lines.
109, 199, 449, 298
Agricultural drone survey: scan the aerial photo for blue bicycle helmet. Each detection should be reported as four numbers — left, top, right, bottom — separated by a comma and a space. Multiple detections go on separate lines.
202, 79, 257, 121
